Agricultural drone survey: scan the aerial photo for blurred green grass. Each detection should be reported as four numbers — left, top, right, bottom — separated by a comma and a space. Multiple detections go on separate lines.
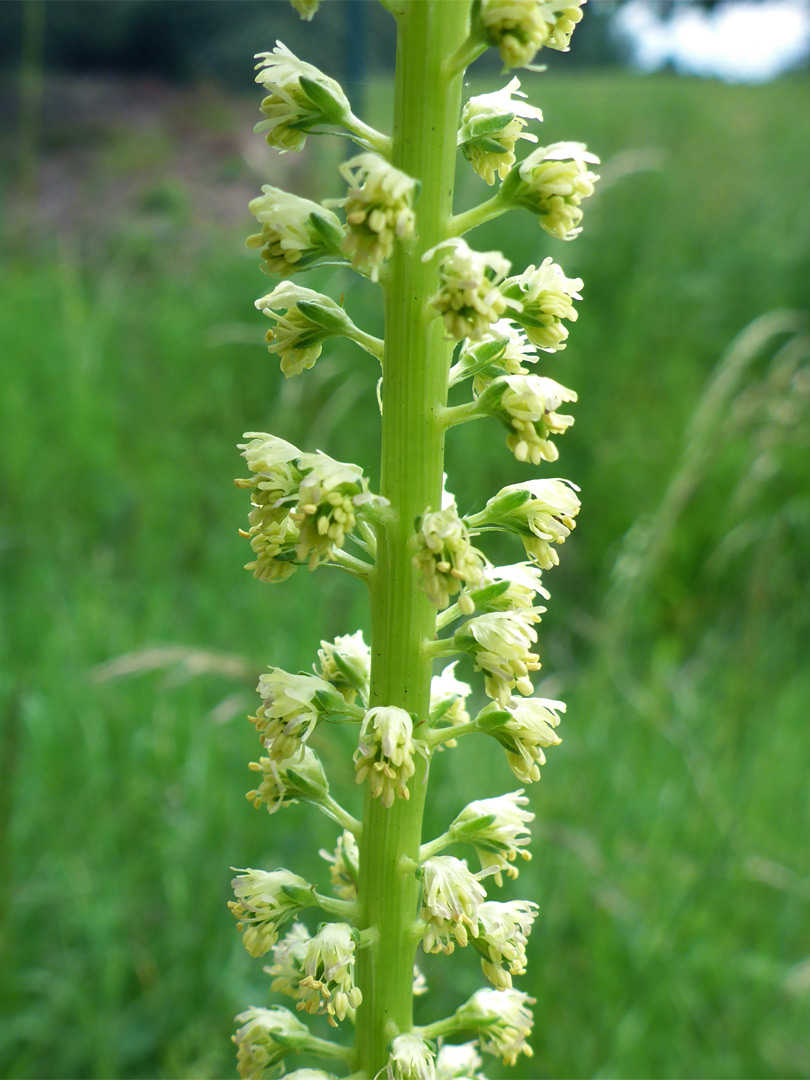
1, 69, 810, 1079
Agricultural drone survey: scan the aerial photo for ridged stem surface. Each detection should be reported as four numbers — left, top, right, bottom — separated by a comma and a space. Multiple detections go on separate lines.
353, 2, 470, 1074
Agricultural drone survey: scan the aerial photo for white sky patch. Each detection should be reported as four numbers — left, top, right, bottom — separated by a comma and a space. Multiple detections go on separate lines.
615, 0, 810, 82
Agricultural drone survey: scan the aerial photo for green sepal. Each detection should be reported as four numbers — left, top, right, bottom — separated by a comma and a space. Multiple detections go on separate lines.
284, 767, 329, 800
450, 812, 497, 842
281, 883, 317, 906
429, 696, 462, 724
309, 211, 345, 252
475, 708, 512, 733
512, 310, 547, 329
488, 489, 532, 515
329, 649, 368, 692
467, 112, 516, 139
466, 579, 511, 607
298, 75, 349, 124
273, 548, 299, 563
297, 299, 351, 335
466, 136, 511, 156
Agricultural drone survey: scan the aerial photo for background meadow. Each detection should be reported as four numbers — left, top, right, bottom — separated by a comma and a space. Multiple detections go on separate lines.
1, 2, 809, 1077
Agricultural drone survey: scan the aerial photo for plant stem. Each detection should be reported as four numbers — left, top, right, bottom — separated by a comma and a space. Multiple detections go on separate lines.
353, 3, 470, 1075
450, 193, 508, 237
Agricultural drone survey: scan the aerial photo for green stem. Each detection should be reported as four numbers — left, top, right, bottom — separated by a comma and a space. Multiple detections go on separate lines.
306, 1035, 354, 1063
321, 795, 363, 837
349, 328, 385, 363
353, 3, 471, 1075
346, 112, 393, 158
451, 193, 508, 237
439, 401, 485, 429
426, 719, 480, 748
418, 829, 454, 860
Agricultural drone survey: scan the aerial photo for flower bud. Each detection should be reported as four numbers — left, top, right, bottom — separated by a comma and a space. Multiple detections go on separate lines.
476, 373, 577, 464
453, 610, 542, 705
333, 153, 417, 281
459, 562, 550, 617
290, 0, 320, 20
247, 186, 344, 277
501, 258, 583, 352
430, 662, 473, 729
251, 669, 353, 760
449, 790, 534, 885
255, 283, 357, 377
317, 630, 371, 705
387, 1033, 437, 1080
285, 1072, 336, 1080
458, 77, 543, 186
424, 239, 514, 342
246, 744, 329, 813
435, 1042, 487, 1080
476, 695, 564, 782
292, 453, 387, 570
232, 1005, 312, 1079
253, 42, 351, 152
229, 869, 314, 958
506, 141, 600, 240
451, 321, 538, 394
298, 922, 362, 1025
413, 505, 486, 609
454, 987, 535, 1066
473, 899, 538, 988
421, 856, 488, 953
264, 922, 311, 998
319, 830, 360, 901
354, 706, 421, 808
479, 0, 586, 70
472, 478, 580, 569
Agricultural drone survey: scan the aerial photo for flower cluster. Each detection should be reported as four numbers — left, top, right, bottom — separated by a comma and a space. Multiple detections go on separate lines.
265, 923, 311, 998
455, 987, 536, 1065
232, 1006, 312, 1079
319, 830, 360, 901
297, 922, 362, 1025
386, 1033, 437, 1080
334, 153, 417, 281
246, 744, 329, 814
354, 706, 423, 808
453, 609, 543, 705
317, 630, 371, 705
246, 186, 344, 277
458, 77, 543, 186
255, 283, 359, 377
477, 373, 577, 463
435, 1042, 487, 1080
458, 561, 550, 617
229, 869, 313, 958
253, 42, 350, 152
451, 320, 536, 389
509, 141, 600, 240
236, 432, 386, 579
425, 239, 514, 342
430, 662, 473, 729
231, 8, 598, 1076
470, 477, 581, 569
448, 789, 534, 884
250, 668, 355, 761
421, 856, 488, 953
477, 695, 565, 782
473, 900, 538, 988
479, 0, 586, 69
413, 504, 486, 610
501, 258, 583, 352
